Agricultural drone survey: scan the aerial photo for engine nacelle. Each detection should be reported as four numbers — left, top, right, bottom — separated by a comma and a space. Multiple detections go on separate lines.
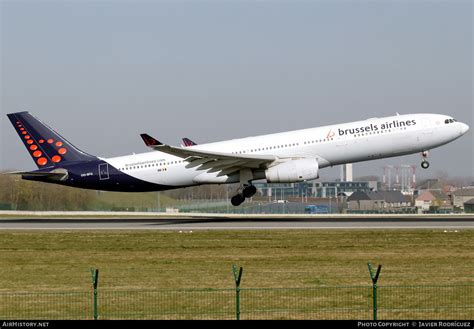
265, 159, 319, 183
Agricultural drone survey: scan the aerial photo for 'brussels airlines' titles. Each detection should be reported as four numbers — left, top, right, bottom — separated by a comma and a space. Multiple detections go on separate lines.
338, 119, 417, 136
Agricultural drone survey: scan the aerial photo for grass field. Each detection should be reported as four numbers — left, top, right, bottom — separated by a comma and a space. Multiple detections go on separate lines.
0, 229, 472, 319
0, 229, 472, 291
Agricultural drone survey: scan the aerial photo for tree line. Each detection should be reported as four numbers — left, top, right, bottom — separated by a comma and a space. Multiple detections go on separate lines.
0, 174, 95, 210
0, 172, 235, 211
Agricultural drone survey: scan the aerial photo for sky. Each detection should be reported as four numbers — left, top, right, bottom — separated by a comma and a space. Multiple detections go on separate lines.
1, 0, 472, 181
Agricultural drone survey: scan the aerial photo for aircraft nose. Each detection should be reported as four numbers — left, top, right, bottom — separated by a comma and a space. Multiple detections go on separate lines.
460, 122, 470, 135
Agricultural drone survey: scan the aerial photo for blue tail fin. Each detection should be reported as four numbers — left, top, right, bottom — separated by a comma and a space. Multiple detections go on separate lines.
7, 111, 97, 168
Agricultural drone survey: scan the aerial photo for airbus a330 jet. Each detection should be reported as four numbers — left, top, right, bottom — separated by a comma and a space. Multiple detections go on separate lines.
7, 111, 469, 206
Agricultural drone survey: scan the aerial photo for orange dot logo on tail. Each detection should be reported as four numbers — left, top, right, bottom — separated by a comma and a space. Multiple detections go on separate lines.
30, 145, 38, 151
37, 157, 48, 166
27, 140, 34, 145
33, 150, 42, 158
47, 139, 54, 144
55, 141, 63, 147
24, 135, 30, 140
22, 131, 27, 135
58, 148, 67, 155
51, 155, 61, 163
39, 139, 45, 144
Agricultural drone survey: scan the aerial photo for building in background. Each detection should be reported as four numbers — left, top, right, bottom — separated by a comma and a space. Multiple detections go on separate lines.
346, 191, 412, 212
341, 164, 353, 182
464, 199, 474, 213
415, 190, 451, 212
254, 180, 379, 200
312, 181, 378, 198
452, 188, 474, 210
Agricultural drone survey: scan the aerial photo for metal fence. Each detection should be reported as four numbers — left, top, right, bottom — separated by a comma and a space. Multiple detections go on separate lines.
1, 285, 472, 320
0, 291, 91, 320
99, 288, 235, 320
377, 285, 474, 320
240, 286, 373, 320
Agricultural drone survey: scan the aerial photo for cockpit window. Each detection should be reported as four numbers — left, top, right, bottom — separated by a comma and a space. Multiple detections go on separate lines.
445, 118, 456, 124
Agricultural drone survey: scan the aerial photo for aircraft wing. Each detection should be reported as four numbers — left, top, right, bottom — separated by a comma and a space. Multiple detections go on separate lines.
140, 133, 276, 176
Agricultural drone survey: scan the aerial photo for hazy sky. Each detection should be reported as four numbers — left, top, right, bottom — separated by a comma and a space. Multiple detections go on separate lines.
1, 1, 472, 180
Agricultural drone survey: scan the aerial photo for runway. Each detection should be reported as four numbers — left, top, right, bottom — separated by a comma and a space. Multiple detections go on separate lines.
0, 217, 473, 230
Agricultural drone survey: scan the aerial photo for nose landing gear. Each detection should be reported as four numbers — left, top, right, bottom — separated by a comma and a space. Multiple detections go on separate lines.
421, 151, 430, 169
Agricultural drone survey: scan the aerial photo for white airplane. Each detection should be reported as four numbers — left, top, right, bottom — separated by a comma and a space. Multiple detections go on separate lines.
7, 112, 469, 206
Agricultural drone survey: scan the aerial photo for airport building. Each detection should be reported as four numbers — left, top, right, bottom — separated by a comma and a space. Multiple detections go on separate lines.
346, 191, 412, 212
254, 180, 378, 200
313, 181, 378, 198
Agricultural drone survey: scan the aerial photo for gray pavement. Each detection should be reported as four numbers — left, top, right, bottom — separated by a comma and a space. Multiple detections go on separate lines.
0, 217, 473, 230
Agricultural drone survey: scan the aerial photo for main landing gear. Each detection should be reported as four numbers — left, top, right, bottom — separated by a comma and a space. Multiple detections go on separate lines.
231, 184, 257, 206
421, 151, 430, 169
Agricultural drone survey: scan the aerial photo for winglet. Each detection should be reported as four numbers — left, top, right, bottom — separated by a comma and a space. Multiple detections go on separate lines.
182, 137, 197, 147
140, 134, 163, 147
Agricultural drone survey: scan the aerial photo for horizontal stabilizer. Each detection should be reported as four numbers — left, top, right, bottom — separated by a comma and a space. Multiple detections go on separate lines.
7, 169, 68, 181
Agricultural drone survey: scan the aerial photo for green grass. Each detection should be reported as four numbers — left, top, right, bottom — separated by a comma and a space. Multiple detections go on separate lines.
0, 230, 472, 290
0, 230, 472, 319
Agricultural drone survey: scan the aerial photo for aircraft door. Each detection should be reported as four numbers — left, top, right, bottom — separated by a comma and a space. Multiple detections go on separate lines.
99, 163, 110, 180
422, 119, 434, 135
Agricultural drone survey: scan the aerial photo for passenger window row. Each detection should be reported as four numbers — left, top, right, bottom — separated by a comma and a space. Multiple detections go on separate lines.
231, 143, 300, 155
121, 160, 184, 171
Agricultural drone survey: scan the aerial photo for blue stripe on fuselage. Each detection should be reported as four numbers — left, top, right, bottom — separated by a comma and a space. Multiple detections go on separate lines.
24, 160, 176, 192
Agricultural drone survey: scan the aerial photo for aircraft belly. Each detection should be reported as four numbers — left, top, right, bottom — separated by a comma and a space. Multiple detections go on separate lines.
325, 133, 418, 165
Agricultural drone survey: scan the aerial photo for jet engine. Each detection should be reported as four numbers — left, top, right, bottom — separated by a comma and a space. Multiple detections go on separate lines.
265, 159, 319, 183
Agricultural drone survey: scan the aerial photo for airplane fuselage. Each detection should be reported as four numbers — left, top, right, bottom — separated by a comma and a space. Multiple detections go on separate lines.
33, 113, 468, 192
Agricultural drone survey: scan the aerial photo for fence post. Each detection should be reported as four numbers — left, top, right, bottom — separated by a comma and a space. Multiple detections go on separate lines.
90, 268, 99, 320
232, 265, 243, 320
367, 262, 382, 320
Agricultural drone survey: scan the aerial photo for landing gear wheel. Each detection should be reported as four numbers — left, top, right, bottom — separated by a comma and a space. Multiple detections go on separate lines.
231, 194, 245, 206
242, 185, 257, 198
421, 160, 430, 169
